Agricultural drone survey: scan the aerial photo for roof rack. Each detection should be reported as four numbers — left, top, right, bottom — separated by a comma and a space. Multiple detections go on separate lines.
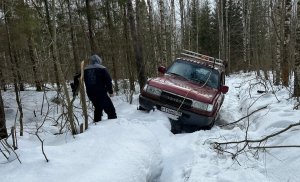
180, 49, 225, 67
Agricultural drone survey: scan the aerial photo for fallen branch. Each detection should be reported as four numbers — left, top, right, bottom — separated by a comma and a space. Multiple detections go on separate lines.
294, 102, 300, 110
220, 105, 268, 127
2, 139, 21, 164
213, 121, 300, 159
249, 145, 300, 149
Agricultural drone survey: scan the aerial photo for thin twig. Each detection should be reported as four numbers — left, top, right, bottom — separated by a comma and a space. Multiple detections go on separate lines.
249, 145, 300, 149
216, 121, 300, 145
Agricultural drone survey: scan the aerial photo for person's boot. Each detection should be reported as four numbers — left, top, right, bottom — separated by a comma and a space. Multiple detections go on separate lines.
108, 113, 117, 119
94, 111, 102, 122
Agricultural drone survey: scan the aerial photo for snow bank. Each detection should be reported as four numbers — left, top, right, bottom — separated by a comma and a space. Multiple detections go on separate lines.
217, 72, 300, 182
1, 93, 168, 182
1, 72, 300, 182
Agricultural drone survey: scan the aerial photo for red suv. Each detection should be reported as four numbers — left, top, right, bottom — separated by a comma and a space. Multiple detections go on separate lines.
139, 50, 229, 133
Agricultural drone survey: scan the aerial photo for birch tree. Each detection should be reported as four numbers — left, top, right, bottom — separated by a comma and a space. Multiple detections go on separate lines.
282, 0, 292, 86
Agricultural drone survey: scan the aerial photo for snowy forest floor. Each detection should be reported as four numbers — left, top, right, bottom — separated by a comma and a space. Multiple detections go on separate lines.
1, 72, 300, 182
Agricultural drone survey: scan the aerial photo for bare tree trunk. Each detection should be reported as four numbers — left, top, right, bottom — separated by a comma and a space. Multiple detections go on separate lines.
122, 2, 135, 101
51, 0, 77, 134
0, 89, 8, 139
179, 0, 185, 48
4, 3, 24, 136
282, 0, 292, 86
294, 0, 300, 97
105, 0, 119, 94
0, 57, 7, 91
274, 0, 285, 85
225, 0, 230, 73
28, 34, 42, 91
170, 0, 176, 60
242, 0, 250, 70
219, 0, 225, 60
191, 0, 199, 52
187, 0, 191, 50
13, 52, 24, 91
66, 0, 80, 73
127, 0, 146, 91
146, 0, 158, 75
43, 0, 60, 90
247, 2, 251, 70
159, 0, 167, 64
86, 0, 97, 54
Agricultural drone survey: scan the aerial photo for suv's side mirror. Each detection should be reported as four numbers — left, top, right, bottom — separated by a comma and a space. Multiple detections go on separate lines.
220, 85, 229, 94
158, 66, 166, 74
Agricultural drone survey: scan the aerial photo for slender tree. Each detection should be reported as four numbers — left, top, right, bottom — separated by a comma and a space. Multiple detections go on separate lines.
294, 0, 300, 97
242, 0, 250, 69
0, 89, 8, 139
86, 0, 97, 54
159, 0, 167, 64
179, 0, 185, 48
66, 0, 80, 73
127, 0, 146, 91
282, 0, 292, 86
120, 0, 135, 102
105, 0, 119, 94
43, 0, 60, 90
191, 0, 199, 52
3, 1, 24, 136
274, 0, 283, 85
170, 0, 176, 60
146, 0, 158, 74
219, 0, 225, 60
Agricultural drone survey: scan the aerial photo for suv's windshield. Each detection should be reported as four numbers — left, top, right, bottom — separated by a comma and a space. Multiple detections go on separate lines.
166, 60, 220, 89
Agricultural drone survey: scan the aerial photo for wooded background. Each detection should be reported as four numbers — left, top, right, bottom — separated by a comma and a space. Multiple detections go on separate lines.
1, 0, 300, 137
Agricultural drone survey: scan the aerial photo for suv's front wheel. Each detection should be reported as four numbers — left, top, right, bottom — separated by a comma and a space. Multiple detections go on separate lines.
170, 120, 182, 134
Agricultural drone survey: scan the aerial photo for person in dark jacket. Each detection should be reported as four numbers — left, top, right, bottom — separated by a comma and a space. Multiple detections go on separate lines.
84, 54, 117, 122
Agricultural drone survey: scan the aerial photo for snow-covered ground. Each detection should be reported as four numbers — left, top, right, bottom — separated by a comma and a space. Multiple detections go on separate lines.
1, 72, 300, 182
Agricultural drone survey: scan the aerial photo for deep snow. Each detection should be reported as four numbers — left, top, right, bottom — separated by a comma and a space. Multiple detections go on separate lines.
1, 72, 300, 182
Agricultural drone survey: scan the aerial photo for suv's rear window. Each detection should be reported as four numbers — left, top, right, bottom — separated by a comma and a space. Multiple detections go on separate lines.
166, 60, 220, 89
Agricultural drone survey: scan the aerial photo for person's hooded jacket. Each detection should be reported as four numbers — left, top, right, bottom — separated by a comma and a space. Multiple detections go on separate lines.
84, 55, 113, 99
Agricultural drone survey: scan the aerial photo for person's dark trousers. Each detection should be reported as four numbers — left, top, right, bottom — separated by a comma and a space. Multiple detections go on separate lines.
91, 94, 117, 122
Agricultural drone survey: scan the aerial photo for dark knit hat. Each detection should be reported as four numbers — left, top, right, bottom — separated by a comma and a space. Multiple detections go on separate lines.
90, 54, 102, 65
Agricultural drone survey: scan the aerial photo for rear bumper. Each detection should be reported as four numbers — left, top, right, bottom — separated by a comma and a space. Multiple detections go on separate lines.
139, 95, 214, 127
